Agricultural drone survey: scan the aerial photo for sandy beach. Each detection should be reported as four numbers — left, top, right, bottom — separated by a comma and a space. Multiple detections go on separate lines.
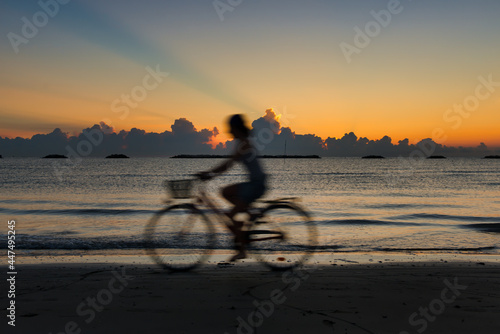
3, 255, 500, 334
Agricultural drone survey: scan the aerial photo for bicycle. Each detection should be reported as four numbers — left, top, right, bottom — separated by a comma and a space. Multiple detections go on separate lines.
144, 177, 317, 271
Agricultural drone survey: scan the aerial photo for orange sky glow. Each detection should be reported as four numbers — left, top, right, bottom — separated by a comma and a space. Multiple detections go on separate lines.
1, 1, 499, 149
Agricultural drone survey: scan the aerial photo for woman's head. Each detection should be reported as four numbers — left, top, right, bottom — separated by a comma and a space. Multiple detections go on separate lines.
228, 114, 250, 138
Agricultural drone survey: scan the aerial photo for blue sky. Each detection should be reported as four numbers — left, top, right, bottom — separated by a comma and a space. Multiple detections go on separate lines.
1, 0, 500, 146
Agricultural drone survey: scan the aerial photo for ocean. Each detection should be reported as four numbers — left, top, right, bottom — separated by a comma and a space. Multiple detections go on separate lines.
1, 157, 499, 258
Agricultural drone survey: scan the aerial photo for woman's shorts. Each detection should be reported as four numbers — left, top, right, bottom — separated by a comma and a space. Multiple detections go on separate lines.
237, 181, 266, 205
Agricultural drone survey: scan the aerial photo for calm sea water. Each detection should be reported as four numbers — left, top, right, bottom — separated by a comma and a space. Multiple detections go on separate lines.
1, 157, 499, 256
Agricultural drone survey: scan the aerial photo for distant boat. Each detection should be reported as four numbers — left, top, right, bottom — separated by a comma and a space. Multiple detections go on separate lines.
427, 155, 446, 159
42, 154, 67, 159
362, 155, 385, 159
483, 155, 500, 159
106, 154, 130, 159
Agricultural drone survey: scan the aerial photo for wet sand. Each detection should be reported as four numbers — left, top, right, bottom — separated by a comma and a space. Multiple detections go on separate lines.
3, 258, 500, 334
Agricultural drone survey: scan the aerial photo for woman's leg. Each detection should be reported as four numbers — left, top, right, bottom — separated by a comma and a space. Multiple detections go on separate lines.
221, 184, 249, 220
221, 184, 248, 260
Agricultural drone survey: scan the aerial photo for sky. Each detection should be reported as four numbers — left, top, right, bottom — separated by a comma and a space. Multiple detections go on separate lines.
1, 0, 500, 149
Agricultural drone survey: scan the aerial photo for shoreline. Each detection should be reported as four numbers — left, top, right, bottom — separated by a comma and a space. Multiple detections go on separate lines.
14, 249, 500, 265
3, 259, 500, 333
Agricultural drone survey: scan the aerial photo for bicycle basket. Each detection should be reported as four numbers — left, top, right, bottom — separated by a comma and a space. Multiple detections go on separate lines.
164, 179, 194, 199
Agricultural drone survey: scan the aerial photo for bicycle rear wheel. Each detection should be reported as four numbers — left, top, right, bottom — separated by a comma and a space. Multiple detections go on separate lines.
249, 203, 317, 270
144, 204, 214, 271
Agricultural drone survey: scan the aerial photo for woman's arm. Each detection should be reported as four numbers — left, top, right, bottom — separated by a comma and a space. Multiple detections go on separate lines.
210, 157, 234, 174
199, 140, 249, 179
198, 151, 238, 179
197, 158, 233, 180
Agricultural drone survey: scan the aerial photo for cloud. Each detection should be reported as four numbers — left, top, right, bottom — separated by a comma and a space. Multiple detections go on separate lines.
99, 121, 115, 135
247, 109, 326, 155
1, 112, 498, 157
0, 128, 70, 157
325, 133, 399, 156
251, 109, 281, 135
0, 119, 220, 157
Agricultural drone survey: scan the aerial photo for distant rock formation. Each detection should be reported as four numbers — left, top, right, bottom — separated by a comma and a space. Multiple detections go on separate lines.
483, 155, 500, 159
171, 154, 229, 159
42, 154, 67, 159
0, 154, 2, 158
171, 154, 321, 159
427, 155, 446, 159
105, 154, 130, 159
362, 155, 385, 159
259, 155, 321, 159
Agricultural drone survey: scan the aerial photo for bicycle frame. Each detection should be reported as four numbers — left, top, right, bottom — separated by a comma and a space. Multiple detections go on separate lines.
186, 180, 286, 244
193, 180, 233, 226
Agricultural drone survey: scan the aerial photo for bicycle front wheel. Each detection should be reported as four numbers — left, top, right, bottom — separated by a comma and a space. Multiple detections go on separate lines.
249, 203, 317, 270
144, 204, 214, 271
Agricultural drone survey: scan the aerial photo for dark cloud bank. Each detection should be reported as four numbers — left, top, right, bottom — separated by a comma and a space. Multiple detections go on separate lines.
0, 110, 498, 157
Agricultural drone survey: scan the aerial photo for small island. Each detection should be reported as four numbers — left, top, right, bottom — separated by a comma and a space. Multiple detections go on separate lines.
42, 154, 68, 159
362, 155, 385, 159
105, 154, 130, 159
0, 155, 2, 158
483, 155, 500, 159
171, 154, 321, 159
427, 155, 446, 159
260, 155, 321, 159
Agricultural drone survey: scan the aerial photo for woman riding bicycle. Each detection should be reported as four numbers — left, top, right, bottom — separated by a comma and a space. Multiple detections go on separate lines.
198, 114, 267, 261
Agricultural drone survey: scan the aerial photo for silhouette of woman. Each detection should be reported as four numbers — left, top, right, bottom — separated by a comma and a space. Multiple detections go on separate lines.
198, 114, 267, 261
